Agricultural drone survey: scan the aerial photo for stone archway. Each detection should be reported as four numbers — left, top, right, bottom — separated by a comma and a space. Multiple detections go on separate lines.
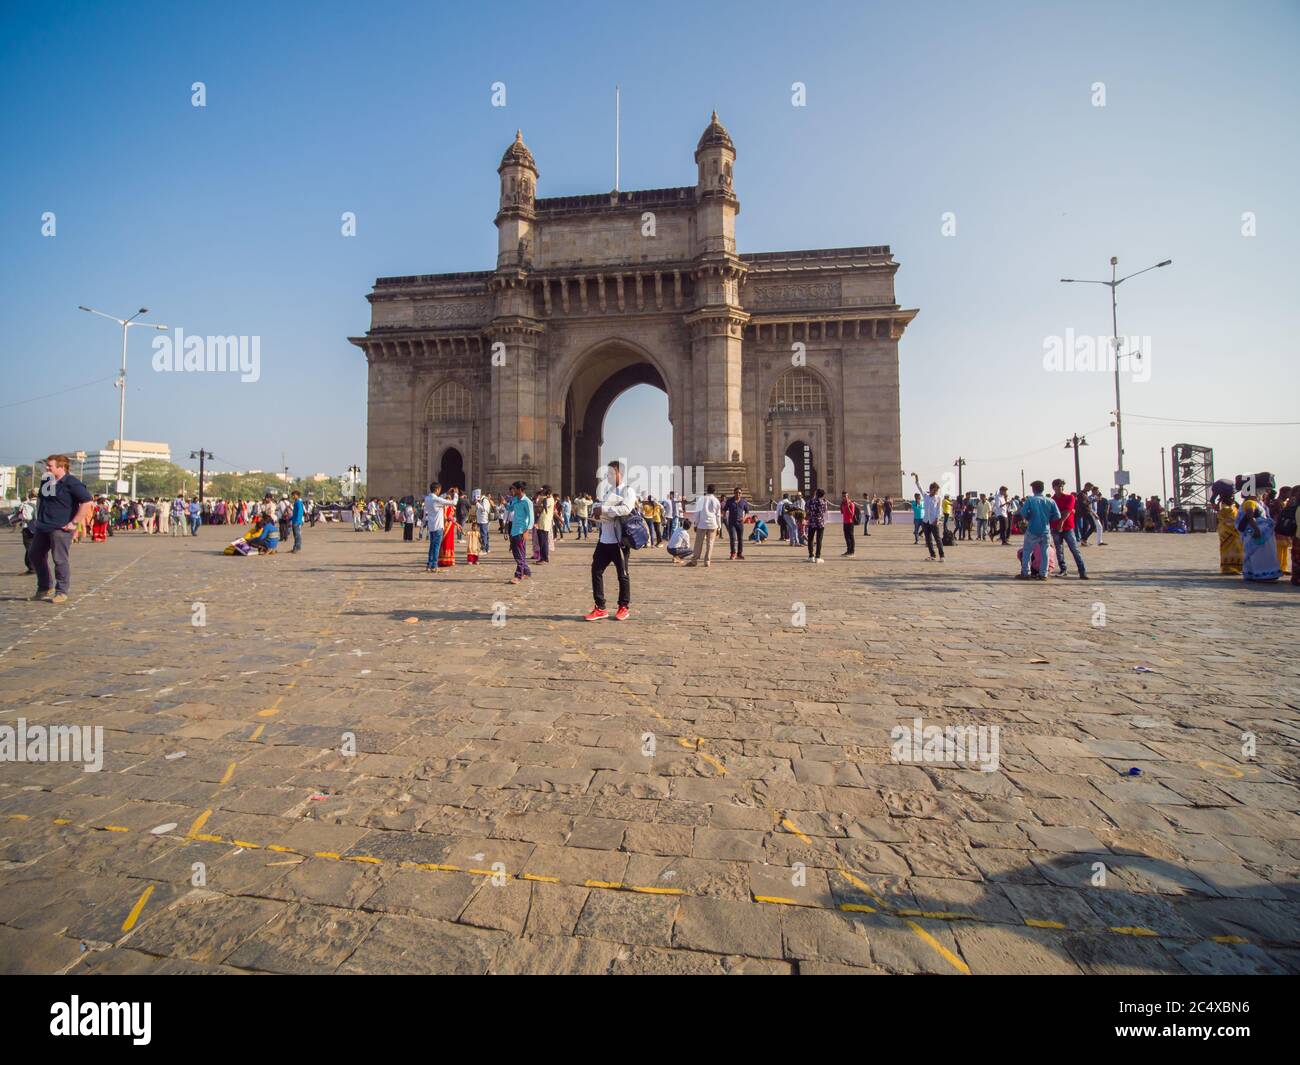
784, 439, 817, 495
558, 341, 676, 497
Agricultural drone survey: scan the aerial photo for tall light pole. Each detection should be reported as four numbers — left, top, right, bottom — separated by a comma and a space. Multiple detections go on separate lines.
79, 305, 168, 494
1060, 257, 1171, 491
1064, 434, 1088, 494
953, 456, 966, 498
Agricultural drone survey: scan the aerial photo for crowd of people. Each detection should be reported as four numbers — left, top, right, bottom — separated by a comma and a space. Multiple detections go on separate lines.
13, 451, 1298, 607
1212, 479, 1297, 584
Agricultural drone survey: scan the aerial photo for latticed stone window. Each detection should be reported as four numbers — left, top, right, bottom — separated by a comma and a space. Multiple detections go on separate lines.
769, 368, 828, 413
426, 381, 473, 421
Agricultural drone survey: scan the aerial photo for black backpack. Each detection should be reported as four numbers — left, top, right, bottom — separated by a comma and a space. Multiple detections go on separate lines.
942, 529, 954, 546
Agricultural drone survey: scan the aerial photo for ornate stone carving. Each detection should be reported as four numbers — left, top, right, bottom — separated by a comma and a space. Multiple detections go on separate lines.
413, 299, 491, 325
745, 280, 841, 308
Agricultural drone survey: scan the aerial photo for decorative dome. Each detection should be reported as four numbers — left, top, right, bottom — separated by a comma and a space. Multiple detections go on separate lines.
498, 130, 537, 173
695, 111, 735, 156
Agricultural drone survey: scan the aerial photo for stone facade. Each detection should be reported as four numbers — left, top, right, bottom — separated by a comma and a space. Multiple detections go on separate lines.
351, 115, 918, 500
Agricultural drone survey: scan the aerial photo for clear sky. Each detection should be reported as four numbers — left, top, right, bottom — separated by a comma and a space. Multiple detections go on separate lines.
2, 0, 1296, 496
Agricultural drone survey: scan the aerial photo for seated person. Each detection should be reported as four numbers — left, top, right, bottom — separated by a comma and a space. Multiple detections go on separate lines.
666, 519, 692, 562
247, 514, 280, 553
749, 517, 769, 542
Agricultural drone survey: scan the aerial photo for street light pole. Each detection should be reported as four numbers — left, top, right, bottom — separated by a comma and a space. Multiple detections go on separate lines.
1161, 446, 1168, 502
1065, 434, 1088, 494
79, 305, 168, 493
1059, 257, 1171, 492
953, 456, 966, 499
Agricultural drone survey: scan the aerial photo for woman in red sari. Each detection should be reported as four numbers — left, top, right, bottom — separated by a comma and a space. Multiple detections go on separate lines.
437, 503, 457, 567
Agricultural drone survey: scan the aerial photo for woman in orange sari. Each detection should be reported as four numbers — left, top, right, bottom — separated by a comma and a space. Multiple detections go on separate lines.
437, 503, 457, 567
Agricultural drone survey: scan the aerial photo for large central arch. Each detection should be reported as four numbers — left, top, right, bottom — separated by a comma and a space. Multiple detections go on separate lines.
558, 340, 677, 497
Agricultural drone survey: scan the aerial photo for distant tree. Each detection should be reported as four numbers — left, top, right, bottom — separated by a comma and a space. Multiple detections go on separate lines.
132, 459, 190, 497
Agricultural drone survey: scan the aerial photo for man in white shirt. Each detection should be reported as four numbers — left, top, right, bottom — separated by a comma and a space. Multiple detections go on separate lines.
586, 460, 637, 621
686, 484, 721, 567
910, 472, 945, 561
422, 481, 459, 572
666, 519, 692, 562
474, 489, 491, 555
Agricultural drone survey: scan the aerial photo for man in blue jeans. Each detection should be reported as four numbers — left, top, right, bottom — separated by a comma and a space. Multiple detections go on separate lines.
422, 482, 458, 572
506, 481, 534, 584
1050, 479, 1088, 579
1017, 480, 1061, 580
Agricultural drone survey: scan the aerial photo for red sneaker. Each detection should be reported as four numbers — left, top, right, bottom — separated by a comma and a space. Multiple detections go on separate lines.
614, 605, 629, 621
584, 608, 609, 621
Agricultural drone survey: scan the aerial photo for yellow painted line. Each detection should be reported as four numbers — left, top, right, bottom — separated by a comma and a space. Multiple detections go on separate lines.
217, 762, 236, 785
186, 809, 212, 839
755, 895, 800, 905
1025, 918, 1067, 930
314, 851, 341, 860
896, 909, 981, 922
53, 818, 71, 825
231, 840, 260, 849
266, 859, 300, 866
266, 844, 293, 853
629, 885, 684, 895
194, 833, 223, 843
838, 902, 877, 913
7, 814, 30, 821
698, 752, 728, 775
676, 738, 695, 749
781, 818, 812, 844
256, 707, 280, 718
249, 724, 266, 741
121, 885, 155, 933
903, 918, 970, 975
520, 873, 561, 883
1210, 935, 1249, 944
467, 867, 501, 877
345, 855, 383, 865
103, 825, 130, 833
411, 862, 462, 872
583, 880, 623, 889
1109, 926, 1159, 937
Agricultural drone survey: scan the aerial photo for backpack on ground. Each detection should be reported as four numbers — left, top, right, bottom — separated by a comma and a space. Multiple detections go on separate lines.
942, 528, 954, 546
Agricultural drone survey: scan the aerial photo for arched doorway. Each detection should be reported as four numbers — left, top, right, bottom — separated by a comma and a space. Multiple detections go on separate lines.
766, 368, 832, 499
437, 447, 466, 491
560, 342, 674, 497
785, 440, 816, 495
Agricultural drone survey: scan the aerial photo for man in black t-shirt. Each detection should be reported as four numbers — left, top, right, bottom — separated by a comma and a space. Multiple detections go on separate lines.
30, 454, 94, 604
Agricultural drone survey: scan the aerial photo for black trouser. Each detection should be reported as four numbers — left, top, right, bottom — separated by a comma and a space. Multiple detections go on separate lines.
591, 541, 630, 609
807, 526, 824, 559
998, 516, 1011, 544
22, 527, 34, 572
726, 522, 744, 556
843, 523, 855, 554
30, 528, 73, 593
923, 521, 944, 558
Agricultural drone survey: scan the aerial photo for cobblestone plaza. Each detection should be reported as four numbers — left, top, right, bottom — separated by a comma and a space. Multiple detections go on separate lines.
1, 525, 1295, 974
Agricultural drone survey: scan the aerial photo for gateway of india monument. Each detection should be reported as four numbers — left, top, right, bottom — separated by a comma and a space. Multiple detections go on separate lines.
350, 113, 917, 501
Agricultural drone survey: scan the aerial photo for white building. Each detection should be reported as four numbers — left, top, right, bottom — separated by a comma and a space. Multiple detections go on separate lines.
77, 440, 172, 486
0, 465, 17, 499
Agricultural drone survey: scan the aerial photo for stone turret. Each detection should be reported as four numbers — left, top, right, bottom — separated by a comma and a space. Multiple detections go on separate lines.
694, 111, 738, 256
496, 130, 537, 269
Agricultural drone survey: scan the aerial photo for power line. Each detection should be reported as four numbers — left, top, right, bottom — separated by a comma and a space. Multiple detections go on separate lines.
1127, 413, 1299, 427
0, 374, 118, 410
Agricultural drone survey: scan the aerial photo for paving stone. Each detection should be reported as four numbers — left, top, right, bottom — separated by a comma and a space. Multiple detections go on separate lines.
672, 896, 783, 958
339, 915, 505, 974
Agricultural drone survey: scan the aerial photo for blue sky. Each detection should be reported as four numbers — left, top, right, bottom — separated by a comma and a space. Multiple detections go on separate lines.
2, 0, 1296, 495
